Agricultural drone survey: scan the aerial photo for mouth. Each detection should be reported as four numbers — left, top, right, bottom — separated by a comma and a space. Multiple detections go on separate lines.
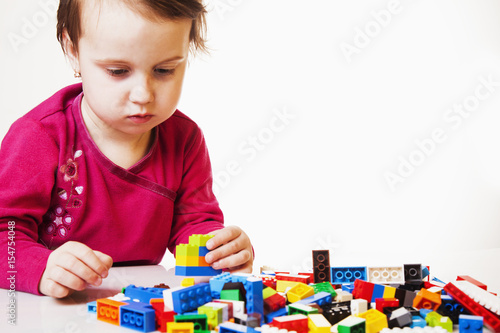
128, 114, 153, 124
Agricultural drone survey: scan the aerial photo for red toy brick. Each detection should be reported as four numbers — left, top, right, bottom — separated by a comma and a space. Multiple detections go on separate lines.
353, 279, 375, 302
271, 314, 309, 333
375, 298, 400, 313
457, 276, 487, 291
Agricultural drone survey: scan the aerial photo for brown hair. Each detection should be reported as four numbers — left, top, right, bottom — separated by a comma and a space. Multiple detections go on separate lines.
56, 0, 208, 56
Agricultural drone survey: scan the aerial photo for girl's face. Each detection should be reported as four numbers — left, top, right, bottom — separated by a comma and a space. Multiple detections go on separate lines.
66, 1, 192, 140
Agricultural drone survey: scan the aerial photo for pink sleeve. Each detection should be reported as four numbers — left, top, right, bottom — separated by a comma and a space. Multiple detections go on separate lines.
0, 118, 58, 295
168, 127, 224, 253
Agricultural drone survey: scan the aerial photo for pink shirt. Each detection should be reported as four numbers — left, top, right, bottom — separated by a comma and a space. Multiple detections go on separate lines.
0, 84, 224, 295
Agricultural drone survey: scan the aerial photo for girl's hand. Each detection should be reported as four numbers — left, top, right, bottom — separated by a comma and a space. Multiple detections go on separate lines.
38, 241, 113, 298
205, 226, 253, 273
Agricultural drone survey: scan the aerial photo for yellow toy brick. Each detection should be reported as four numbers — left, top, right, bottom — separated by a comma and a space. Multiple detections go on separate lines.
189, 234, 214, 247
308, 314, 332, 333
276, 280, 299, 292
383, 286, 396, 298
167, 322, 194, 333
355, 309, 388, 333
287, 282, 315, 303
263, 287, 277, 299
198, 303, 223, 329
176, 255, 199, 266
181, 278, 195, 287
176, 244, 199, 257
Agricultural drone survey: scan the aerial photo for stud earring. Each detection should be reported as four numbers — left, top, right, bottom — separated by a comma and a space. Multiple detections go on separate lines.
74, 72, 81, 78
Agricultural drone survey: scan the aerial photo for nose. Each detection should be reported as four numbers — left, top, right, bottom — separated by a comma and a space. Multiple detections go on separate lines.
129, 77, 154, 105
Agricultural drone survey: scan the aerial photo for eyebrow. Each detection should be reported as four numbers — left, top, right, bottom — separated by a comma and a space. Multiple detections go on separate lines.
94, 56, 186, 65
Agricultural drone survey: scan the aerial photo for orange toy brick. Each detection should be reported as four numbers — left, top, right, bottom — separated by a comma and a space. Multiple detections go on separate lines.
96, 298, 128, 325
413, 288, 442, 310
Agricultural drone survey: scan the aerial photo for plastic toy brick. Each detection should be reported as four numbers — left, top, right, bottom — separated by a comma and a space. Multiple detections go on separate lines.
213, 299, 234, 319
459, 314, 483, 333
372, 284, 386, 303
163, 283, 212, 314
189, 234, 214, 247
380, 327, 449, 333
198, 303, 223, 330
221, 282, 246, 301
337, 315, 366, 333
395, 288, 417, 308
167, 322, 195, 333
312, 281, 337, 298
120, 301, 156, 332
410, 315, 427, 328
263, 287, 277, 299
219, 322, 248, 333
331, 267, 367, 284
276, 280, 299, 292
271, 314, 309, 333
175, 265, 223, 276
342, 283, 355, 294
351, 299, 368, 315
176, 255, 199, 267
262, 276, 277, 290
312, 250, 331, 283
453, 280, 500, 315
124, 285, 165, 303
335, 289, 354, 302
97, 298, 128, 325
236, 276, 264, 320
457, 276, 487, 291
368, 266, 405, 284
286, 282, 315, 303
388, 307, 412, 329
355, 309, 388, 333
87, 301, 97, 313
174, 314, 208, 332
444, 282, 500, 332
214, 299, 245, 319
264, 307, 288, 324
181, 278, 195, 287
404, 264, 423, 283
295, 291, 333, 307
198, 246, 209, 257
353, 279, 375, 302
320, 301, 351, 325
209, 272, 232, 298
288, 303, 319, 316
437, 294, 469, 324
376, 298, 400, 313
150, 299, 175, 333
176, 244, 199, 257
276, 273, 311, 285
109, 292, 131, 302
425, 311, 453, 332
383, 286, 397, 299
413, 288, 442, 311
264, 293, 286, 314
308, 313, 332, 333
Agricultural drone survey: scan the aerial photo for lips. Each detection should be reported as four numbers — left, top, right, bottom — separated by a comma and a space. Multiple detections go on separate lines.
128, 114, 153, 124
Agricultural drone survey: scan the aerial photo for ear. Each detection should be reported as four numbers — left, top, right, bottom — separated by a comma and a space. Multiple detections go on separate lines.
62, 29, 80, 74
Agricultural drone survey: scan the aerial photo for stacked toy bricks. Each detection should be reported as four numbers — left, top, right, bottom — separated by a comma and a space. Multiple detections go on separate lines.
175, 234, 223, 276
87, 247, 500, 333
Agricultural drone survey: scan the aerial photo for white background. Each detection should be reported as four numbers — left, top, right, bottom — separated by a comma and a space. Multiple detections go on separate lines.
1, 0, 500, 293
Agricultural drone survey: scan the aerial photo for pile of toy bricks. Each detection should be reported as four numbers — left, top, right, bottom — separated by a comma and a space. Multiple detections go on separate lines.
86, 249, 500, 333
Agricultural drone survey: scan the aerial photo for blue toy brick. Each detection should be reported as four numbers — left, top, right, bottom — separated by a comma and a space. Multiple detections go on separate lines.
264, 307, 288, 324
120, 302, 156, 332
439, 294, 469, 323
459, 314, 483, 333
87, 301, 97, 313
124, 285, 164, 303
210, 272, 232, 298
420, 309, 433, 318
169, 283, 213, 314
342, 283, 355, 293
176, 265, 223, 276
198, 246, 209, 256
219, 322, 248, 333
331, 267, 367, 284
295, 291, 332, 307
410, 315, 427, 328
422, 266, 430, 279
371, 283, 385, 302
243, 277, 264, 323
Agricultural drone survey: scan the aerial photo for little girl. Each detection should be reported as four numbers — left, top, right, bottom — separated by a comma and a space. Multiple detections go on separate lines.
0, 0, 253, 298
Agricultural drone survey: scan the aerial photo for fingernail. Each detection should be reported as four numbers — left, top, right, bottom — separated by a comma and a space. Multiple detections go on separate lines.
101, 270, 108, 278
205, 254, 213, 263
93, 276, 102, 286
206, 240, 213, 249
212, 262, 220, 269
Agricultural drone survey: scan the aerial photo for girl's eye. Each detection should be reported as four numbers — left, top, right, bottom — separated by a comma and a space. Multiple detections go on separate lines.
155, 68, 175, 76
106, 68, 129, 77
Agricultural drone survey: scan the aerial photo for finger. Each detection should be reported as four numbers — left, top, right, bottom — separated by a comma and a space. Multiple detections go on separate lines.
211, 249, 252, 270
39, 277, 74, 298
51, 252, 103, 287
61, 242, 110, 278
42, 265, 88, 294
206, 227, 241, 250
205, 238, 246, 264
227, 260, 254, 274
93, 251, 113, 274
